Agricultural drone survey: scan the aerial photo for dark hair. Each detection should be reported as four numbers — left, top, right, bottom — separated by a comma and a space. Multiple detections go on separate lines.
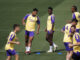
33, 8, 38, 12
13, 24, 20, 30
72, 5, 77, 11
48, 7, 53, 10
72, 19, 78, 23
71, 25, 76, 29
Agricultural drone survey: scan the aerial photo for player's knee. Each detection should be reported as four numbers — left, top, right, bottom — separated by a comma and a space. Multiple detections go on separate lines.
15, 54, 19, 58
25, 40, 28, 43
7, 57, 11, 60
29, 39, 33, 43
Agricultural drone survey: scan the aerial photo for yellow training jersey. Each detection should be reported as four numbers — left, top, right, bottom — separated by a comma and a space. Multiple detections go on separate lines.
73, 32, 80, 53
63, 24, 72, 43
47, 14, 55, 31
24, 14, 40, 31
72, 12, 80, 29
5, 31, 16, 50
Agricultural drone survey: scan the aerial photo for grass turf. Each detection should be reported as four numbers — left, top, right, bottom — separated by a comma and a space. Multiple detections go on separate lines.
0, 0, 80, 60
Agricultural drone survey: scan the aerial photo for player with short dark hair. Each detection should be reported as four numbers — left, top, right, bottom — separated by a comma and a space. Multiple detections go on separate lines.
22, 8, 40, 54
71, 5, 80, 33
69, 25, 80, 60
5, 24, 20, 60
45, 7, 58, 53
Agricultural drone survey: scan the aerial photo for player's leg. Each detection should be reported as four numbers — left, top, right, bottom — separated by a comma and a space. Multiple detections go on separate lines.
52, 31, 58, 51
68, 51, 73, 60
66, 51, 70, 60
26, 31, 34, 54
46, 32, 53, 45
46, 32, 53, 52
66, 51, 73, 60
10, 50, 18, 60
64, 42, 73, 60
6, 56, 11, 60
15, 54, 19, 60
25, 30, 29, 52
6, 50, 11, 60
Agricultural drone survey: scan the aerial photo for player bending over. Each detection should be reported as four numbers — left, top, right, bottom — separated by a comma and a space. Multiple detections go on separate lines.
71, 6, 80, 33
22, 8, 40, 54
45, 7, 58, 53
5, 24, 20, 60
69, 25, 80, 60
61, 19, 78, 60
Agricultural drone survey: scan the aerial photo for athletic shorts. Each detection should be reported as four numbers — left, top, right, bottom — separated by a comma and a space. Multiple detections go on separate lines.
72, 52, 80, 60
76, 29, 80, 33
6, 49, 16, 56
47, 31, 54, 34
64, 42, 73, 51
25, 30, 34, 37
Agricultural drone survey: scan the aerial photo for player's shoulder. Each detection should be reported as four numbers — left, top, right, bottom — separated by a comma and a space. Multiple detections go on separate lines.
74, 12, 80, 14
25, 13, 31, 16
75, 32, 80, 35
51, 14, 55, 16
65, 23, 71, 26
10, 31, 16, 36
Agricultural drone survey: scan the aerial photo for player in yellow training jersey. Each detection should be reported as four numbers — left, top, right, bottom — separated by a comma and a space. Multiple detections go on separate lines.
45, 7, 58, 53
72, 6, 80, 33
69, 25, 80, 60
61, 19, 78, 60
22, 8, 40, 54
5, 24, 20, 60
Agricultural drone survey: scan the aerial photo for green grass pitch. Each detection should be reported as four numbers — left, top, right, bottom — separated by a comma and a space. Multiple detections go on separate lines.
0, 0, 80, 60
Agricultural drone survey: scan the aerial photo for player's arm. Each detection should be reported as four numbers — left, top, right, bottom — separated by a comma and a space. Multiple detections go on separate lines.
50, 16, 55, 33
61, 26, 65, 33
22, 14, 29, 26
72, 13, 76, 19
9, 34, 20, 45
36, 17, 40, 34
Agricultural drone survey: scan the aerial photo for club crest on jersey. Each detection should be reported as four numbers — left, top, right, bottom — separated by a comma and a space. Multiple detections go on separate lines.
29, 18, 35, 22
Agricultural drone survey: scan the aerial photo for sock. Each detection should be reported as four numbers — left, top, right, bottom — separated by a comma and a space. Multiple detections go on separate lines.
27, 47, 30, 51
53, 42, 57, 47
49, 46, 53, 51
26, 47, 28, 51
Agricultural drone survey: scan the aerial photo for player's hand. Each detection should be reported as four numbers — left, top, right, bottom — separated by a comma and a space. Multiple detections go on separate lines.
16, 42, 20, 45
69, 44, 73, 48
36, 31, 39, 35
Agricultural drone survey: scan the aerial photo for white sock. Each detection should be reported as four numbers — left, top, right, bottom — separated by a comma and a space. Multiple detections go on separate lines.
26, 47, 28, 51
49, 46, 53, 51
27, 47, 30, 51
53, 42, 57, 47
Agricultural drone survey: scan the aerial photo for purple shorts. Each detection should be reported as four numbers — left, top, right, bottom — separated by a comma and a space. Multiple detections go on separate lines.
76, 29, 80, 33
6, 49, 16, 56
25, 30, 34, 37
47, 31, 54, 34
64, 42, 73, 51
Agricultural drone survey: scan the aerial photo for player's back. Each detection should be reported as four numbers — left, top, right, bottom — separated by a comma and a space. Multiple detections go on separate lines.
63, 23, 72, 42
5, 31, 16, 50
